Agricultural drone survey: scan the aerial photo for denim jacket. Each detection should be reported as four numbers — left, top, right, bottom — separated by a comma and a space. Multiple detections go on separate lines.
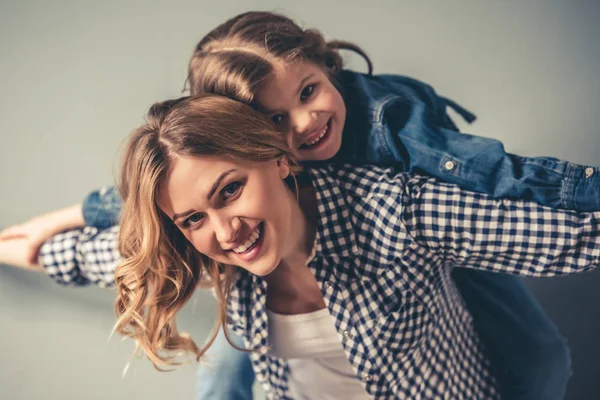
82, 70, 600, 228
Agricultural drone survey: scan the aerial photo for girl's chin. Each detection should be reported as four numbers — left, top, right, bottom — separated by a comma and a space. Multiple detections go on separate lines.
299, 133, 342, 161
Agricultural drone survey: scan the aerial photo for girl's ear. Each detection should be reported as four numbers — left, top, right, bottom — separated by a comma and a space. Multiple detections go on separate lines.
277, 156, 290, 179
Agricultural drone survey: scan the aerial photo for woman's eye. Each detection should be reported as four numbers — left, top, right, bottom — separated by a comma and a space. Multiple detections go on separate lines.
222, 181, 242, 200
300, 84, 316, 101
184, 213, 204, 228
271, 114, 284, 125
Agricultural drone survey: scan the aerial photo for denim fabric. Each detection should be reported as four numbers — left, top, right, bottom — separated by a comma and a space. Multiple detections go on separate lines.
332, 71, 600, 211
82, 186, 121, 229
196, 330, 255, 400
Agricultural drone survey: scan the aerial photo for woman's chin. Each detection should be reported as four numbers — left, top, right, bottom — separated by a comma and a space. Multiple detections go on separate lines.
251, 262, 279, 277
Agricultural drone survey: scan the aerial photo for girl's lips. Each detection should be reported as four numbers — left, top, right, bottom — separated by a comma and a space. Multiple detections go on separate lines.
300, 118, 332, 150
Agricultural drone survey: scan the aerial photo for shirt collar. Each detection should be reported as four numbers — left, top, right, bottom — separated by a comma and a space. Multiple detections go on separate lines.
229, 166, 361, 345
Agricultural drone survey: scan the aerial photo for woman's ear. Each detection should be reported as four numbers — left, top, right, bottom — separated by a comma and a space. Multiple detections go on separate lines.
277, 156, 290, 179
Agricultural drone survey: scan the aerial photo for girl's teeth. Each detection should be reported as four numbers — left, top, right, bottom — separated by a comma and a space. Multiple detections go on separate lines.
233, 225, 261, 254
306, 123, 329, 146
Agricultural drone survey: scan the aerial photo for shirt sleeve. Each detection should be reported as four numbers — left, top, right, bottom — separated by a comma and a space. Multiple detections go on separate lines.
380, 96, 600, 212
38, 226, 120, 287
82, 186, 122, 229
399, 175, 600, 277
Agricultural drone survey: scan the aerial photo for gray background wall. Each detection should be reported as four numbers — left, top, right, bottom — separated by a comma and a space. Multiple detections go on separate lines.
1, 0, 599, 399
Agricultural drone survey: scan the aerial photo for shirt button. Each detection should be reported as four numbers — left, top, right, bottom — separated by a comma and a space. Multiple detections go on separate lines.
323, 281, 332, 289
343, 330, 353, 339
585, 167, 594, 178
444, 160, 456, 171
362, 373, 372, 382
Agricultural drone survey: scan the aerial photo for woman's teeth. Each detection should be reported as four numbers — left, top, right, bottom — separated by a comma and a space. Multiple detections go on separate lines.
305, 122, 329, 146
233, 225, 262, 254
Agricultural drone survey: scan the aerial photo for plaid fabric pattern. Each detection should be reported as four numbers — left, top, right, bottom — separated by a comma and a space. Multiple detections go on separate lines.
228, 165, 599, 399
39, 165, 600, 399
39, 226, 120, 288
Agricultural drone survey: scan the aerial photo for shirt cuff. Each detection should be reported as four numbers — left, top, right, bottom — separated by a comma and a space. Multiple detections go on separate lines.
564, 163, 600, 212
39, 226, 120, 287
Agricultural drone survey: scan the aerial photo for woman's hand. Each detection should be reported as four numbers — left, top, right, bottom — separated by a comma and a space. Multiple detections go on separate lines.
0, 238, 43, 270
0, 204, 85, 269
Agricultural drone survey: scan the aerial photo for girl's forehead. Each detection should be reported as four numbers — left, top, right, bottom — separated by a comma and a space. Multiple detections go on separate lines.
271, 60, 324, 81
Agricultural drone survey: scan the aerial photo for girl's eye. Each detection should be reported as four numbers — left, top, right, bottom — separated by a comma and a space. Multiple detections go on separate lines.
183, 213, 204, 228
271, 114, 285, 125
222, 181, 242, 200
300, 84, 316, 101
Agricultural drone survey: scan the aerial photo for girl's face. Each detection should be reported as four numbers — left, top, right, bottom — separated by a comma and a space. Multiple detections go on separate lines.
255, 61, 346, 162
157, 155, 298, 276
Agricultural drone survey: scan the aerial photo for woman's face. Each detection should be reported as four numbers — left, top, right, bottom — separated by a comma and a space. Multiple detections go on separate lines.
255, 61, 346, 162
157, 155, 295, 276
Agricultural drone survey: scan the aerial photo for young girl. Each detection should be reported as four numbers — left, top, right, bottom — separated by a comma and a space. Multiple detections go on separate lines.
43, 94, 600, 399
3, 11, 599, 399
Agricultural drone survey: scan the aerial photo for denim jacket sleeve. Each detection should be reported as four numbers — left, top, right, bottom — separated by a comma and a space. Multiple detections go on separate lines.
82, 186, 122, 228
377, 95, 600, 211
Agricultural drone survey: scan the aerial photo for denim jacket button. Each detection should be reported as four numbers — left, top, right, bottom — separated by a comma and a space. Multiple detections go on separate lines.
585, 167, 594, 178
444, 160, 456, 171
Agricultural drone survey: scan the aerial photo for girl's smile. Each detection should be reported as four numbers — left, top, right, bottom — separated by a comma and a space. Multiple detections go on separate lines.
255, 61, 346, 162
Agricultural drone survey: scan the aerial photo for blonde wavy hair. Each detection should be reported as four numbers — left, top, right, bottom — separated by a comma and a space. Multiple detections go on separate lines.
114, 95, 301, 367
186, 11, 373, 102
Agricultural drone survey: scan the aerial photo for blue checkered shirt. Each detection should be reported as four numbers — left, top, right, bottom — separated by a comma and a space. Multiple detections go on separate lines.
39, 165, 600, 399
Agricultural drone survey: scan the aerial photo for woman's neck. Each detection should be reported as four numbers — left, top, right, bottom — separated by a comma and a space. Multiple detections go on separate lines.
269, 178, 318, 269
264, 176, 323, 313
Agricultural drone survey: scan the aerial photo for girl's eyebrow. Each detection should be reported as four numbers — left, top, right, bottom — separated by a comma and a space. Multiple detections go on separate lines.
295, 73, 316, 96
259, 73, 317, 115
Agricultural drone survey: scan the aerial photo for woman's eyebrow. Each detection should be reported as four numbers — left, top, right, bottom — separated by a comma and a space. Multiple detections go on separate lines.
172, 169, 237, 220
172, 209, 195, 222
207, 169, 237, 200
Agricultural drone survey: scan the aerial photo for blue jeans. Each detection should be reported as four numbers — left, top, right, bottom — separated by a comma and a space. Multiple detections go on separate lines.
196, 329, 255, 400
195, 271, 571, 400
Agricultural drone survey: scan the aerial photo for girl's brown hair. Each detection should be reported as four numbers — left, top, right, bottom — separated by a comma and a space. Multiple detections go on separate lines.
186, 11, 372, 104
114, 94, 301, 367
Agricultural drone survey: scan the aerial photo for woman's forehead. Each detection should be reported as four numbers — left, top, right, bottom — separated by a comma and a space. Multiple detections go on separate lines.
158, 156, 236, 209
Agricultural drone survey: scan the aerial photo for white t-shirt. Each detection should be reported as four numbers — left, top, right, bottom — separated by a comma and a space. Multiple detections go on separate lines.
267, 308, 372, 400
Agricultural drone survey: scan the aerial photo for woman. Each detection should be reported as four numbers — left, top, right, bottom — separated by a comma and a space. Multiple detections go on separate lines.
39, 94, 600, 399
5, 11, 599, 398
